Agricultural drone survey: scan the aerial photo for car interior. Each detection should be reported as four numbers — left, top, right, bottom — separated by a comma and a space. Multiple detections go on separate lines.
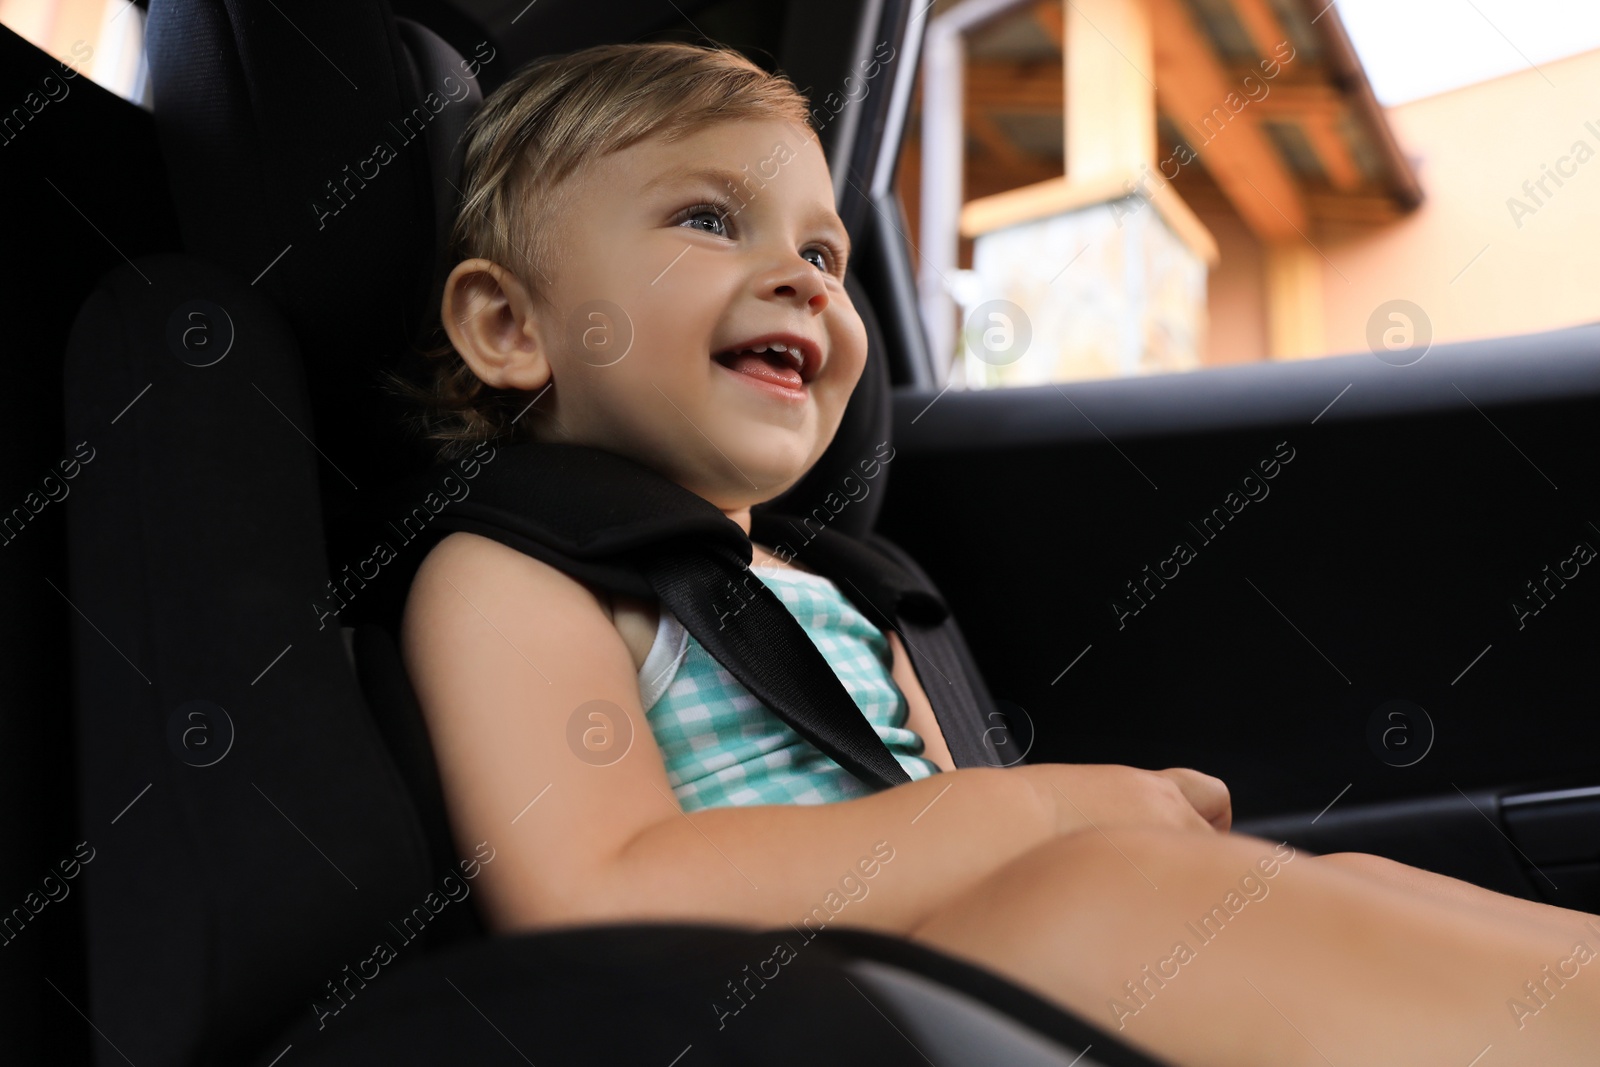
4, 0, 1598, 1064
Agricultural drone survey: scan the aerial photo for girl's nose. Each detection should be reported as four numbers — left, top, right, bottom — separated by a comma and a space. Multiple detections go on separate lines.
768, 260, 829, 312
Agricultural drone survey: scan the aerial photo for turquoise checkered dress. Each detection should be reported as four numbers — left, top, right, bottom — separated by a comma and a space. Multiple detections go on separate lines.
637, 566, 943, 812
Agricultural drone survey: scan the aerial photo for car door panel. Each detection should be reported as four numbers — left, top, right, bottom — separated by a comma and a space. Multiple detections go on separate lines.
877, 328, 1600, 904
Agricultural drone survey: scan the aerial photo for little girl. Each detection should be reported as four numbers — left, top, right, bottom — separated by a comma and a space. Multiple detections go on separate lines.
390, 40, 1600, 1066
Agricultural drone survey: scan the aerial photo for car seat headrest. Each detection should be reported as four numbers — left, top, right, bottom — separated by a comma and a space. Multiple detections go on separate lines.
144, 0, 487, 494
392, 17, 484, 312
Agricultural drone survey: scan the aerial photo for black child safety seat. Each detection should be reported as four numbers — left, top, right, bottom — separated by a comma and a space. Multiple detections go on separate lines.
59, 1, 1174, 1064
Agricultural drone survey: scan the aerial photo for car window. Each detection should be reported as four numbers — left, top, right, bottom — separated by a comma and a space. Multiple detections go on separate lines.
893, 0, 1600, 390
1, 0, 151, 109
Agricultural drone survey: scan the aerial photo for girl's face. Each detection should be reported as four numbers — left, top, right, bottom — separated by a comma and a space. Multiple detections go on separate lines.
485, 117, 868, 512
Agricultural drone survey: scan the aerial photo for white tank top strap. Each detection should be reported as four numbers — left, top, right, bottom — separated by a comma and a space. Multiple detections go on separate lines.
637, 606, 690, 712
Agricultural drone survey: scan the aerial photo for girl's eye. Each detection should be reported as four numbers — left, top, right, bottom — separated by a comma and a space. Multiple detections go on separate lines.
803, 240, 848, 276
677, 204, 730, 237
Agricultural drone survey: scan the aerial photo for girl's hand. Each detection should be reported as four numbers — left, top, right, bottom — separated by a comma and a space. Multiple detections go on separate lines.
1154, 766, 1232, 832
1017, 763, 1232, 836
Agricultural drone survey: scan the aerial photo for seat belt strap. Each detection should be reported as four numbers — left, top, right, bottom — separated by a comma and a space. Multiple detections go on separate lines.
751, 510, 1014, 771
642, 541, 912, 789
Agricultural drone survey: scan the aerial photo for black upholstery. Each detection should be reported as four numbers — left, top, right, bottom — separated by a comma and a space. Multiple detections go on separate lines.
0, 21, 183, 1066
391, 16, 487, 321
247, 923, 1172, 1067
143, 0, 472, 584
65, 255, 439, 1064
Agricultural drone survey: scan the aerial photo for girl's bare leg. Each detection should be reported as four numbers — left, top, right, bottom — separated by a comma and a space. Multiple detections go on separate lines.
1316, 851, 1600, 936
902, 827, 1600, 1067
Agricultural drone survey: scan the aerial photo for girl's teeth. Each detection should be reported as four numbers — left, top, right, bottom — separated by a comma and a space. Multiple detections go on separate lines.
728, 343, 805, 374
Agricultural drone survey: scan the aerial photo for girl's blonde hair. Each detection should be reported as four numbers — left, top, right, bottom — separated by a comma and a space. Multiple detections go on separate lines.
385, 41, 816, 462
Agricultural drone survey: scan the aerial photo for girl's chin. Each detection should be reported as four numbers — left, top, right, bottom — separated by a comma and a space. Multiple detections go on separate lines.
612, 416, 828, 501
688, 454, 818, 508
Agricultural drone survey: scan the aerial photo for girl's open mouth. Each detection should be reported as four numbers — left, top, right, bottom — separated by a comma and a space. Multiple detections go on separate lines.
713, 346, 808, 401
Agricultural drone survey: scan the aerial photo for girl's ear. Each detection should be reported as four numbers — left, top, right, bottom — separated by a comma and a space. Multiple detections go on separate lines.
441, 258, 553, 391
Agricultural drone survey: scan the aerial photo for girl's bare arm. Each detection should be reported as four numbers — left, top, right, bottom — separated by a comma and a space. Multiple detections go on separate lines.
402, 531, 1219, 941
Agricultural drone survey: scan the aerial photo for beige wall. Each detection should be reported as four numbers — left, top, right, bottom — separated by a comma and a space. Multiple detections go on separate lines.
1194, 187, 1268, 366
1317, 47, 1600, 356
1, 0, 106, 58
